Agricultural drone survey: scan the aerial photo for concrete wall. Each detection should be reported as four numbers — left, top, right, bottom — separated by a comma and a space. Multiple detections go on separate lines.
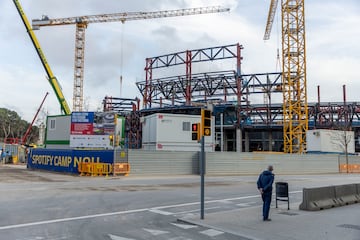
128, 150, 199, 175
128, 150, 347, 175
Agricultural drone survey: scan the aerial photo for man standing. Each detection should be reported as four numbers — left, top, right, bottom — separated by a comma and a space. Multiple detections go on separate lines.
257, 165, 275, 221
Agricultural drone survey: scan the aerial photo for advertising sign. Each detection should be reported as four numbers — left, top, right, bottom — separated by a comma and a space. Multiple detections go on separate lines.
70, 112, 116, 148
70, 112, 94, 135
27, 148, 114, 174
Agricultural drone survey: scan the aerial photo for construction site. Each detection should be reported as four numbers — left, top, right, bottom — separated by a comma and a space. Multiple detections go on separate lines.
3, 0, 360, 174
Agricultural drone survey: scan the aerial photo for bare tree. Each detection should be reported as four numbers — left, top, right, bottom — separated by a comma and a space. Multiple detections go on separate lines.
330, 128, 353, 173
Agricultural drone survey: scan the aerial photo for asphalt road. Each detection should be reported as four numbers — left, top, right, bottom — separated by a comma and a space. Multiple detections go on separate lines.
0, 165, 359, 240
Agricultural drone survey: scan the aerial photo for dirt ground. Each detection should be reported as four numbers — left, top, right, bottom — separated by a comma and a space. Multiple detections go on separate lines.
0, 164, 72, 183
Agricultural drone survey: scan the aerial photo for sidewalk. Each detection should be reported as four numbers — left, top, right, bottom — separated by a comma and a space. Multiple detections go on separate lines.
180, 201, 360, 240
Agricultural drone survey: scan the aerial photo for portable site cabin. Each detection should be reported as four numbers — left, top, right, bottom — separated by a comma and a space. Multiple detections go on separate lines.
306, 129, 355, 154
141, 113, 214, 151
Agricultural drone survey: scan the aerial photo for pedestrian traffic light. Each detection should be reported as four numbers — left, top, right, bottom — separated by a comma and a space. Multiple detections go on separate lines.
192, 123, 200, 141
201, 109, 211, 136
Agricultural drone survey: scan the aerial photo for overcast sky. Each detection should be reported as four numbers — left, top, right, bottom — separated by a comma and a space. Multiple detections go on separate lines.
1, 0, 359, 122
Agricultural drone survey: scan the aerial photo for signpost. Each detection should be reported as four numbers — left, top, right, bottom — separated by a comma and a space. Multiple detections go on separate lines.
200, 135, 205, 219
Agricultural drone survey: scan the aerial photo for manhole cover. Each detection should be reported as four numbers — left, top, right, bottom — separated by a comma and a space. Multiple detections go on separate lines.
338, 224, 360, 231
278, 212, 299, 216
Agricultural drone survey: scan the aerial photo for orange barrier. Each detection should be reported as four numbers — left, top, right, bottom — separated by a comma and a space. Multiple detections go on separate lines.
339, 164, 360, 173
78, 162, 113, 177
78, 162, 93, 176
113, 163, 131, 176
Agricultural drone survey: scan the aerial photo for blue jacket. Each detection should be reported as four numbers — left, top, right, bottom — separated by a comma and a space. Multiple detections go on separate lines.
257, 170, 274, 193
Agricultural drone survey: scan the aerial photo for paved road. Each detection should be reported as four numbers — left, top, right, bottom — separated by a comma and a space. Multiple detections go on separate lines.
0, 165, 359, 240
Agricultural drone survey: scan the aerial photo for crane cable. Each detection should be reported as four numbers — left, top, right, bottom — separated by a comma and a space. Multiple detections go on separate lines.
275, 3, 281, 72
120, 23, 125, 98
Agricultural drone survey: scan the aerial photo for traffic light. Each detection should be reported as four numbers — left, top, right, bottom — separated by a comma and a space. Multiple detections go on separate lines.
191, 123, 200, 141
109, 135, 114, 146
201, 109, 211, 136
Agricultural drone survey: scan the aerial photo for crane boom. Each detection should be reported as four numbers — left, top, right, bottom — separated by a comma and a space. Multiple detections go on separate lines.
32, 6, 230, 27
263, 0, 278, 40
32, 6, 230, 112
12, 0, 71, 115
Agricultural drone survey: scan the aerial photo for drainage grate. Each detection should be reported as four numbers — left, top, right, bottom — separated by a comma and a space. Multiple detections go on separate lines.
338, 224, 360, 231
277, 211, 299, 216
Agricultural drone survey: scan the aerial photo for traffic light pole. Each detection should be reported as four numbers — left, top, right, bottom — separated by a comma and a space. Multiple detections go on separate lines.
200, 135, 205, 220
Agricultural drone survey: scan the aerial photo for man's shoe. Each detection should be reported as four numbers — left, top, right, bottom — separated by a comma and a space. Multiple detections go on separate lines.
264, 218, 271, 221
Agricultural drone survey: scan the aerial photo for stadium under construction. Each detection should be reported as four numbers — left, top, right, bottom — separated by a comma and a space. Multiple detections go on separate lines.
103, 44, 360, 153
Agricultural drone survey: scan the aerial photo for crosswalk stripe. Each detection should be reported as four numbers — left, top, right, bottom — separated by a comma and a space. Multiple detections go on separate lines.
171, 222, 198, 229
108, 234, 136, 240
143, 228, 169, 236
236, 201, 257, 207
200, 229, 224, 237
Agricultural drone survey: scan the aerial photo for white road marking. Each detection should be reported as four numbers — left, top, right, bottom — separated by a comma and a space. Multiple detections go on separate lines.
17, 237, 45, 240
143, 228, 169, 236
0, 191, 302, 231
171, 222, 198, 229
108, 234, 136, 240
148, 209, 173, 215
0, 208, 148, 230
200, 229, 224, 237
17, 235, 71, 240
173, 206, 222, 215
168, 237, 193, 240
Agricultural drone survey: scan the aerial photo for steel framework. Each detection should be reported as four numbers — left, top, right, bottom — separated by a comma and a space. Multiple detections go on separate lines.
102, 97, 142, 148
142, 43, 243, 108
137, 70, 282, 108
103, 96, 140, 114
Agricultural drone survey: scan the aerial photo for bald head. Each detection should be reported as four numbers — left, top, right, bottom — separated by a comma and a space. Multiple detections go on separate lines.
267, 165, 274, 172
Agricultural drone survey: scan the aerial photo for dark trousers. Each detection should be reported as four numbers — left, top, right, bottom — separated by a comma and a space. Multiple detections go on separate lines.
262, 192, 272, 220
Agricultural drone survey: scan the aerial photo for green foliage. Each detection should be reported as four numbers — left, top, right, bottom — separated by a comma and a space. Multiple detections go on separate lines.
0, 108, 39, 144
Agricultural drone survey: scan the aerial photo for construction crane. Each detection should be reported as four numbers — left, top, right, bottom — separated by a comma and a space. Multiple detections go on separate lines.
263, 0, 308, 154
32, 6, 230, 112
12, 0, 71, 115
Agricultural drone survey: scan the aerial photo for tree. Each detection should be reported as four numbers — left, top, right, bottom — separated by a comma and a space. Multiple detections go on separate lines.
0, 108, 39, 144
330, 128, 353, 173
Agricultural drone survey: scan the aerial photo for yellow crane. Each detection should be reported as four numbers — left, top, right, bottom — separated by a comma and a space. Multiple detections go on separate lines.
264, 0, 308, 154
32, 6, 230, 112
13, 0, 71, 115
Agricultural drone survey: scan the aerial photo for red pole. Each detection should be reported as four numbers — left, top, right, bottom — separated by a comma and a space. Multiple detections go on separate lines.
144, 58, 153, 109
186, 50, 192, 105
236, 44, 243, 126
343, 84, 348, 125
22, 92, 49, 144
